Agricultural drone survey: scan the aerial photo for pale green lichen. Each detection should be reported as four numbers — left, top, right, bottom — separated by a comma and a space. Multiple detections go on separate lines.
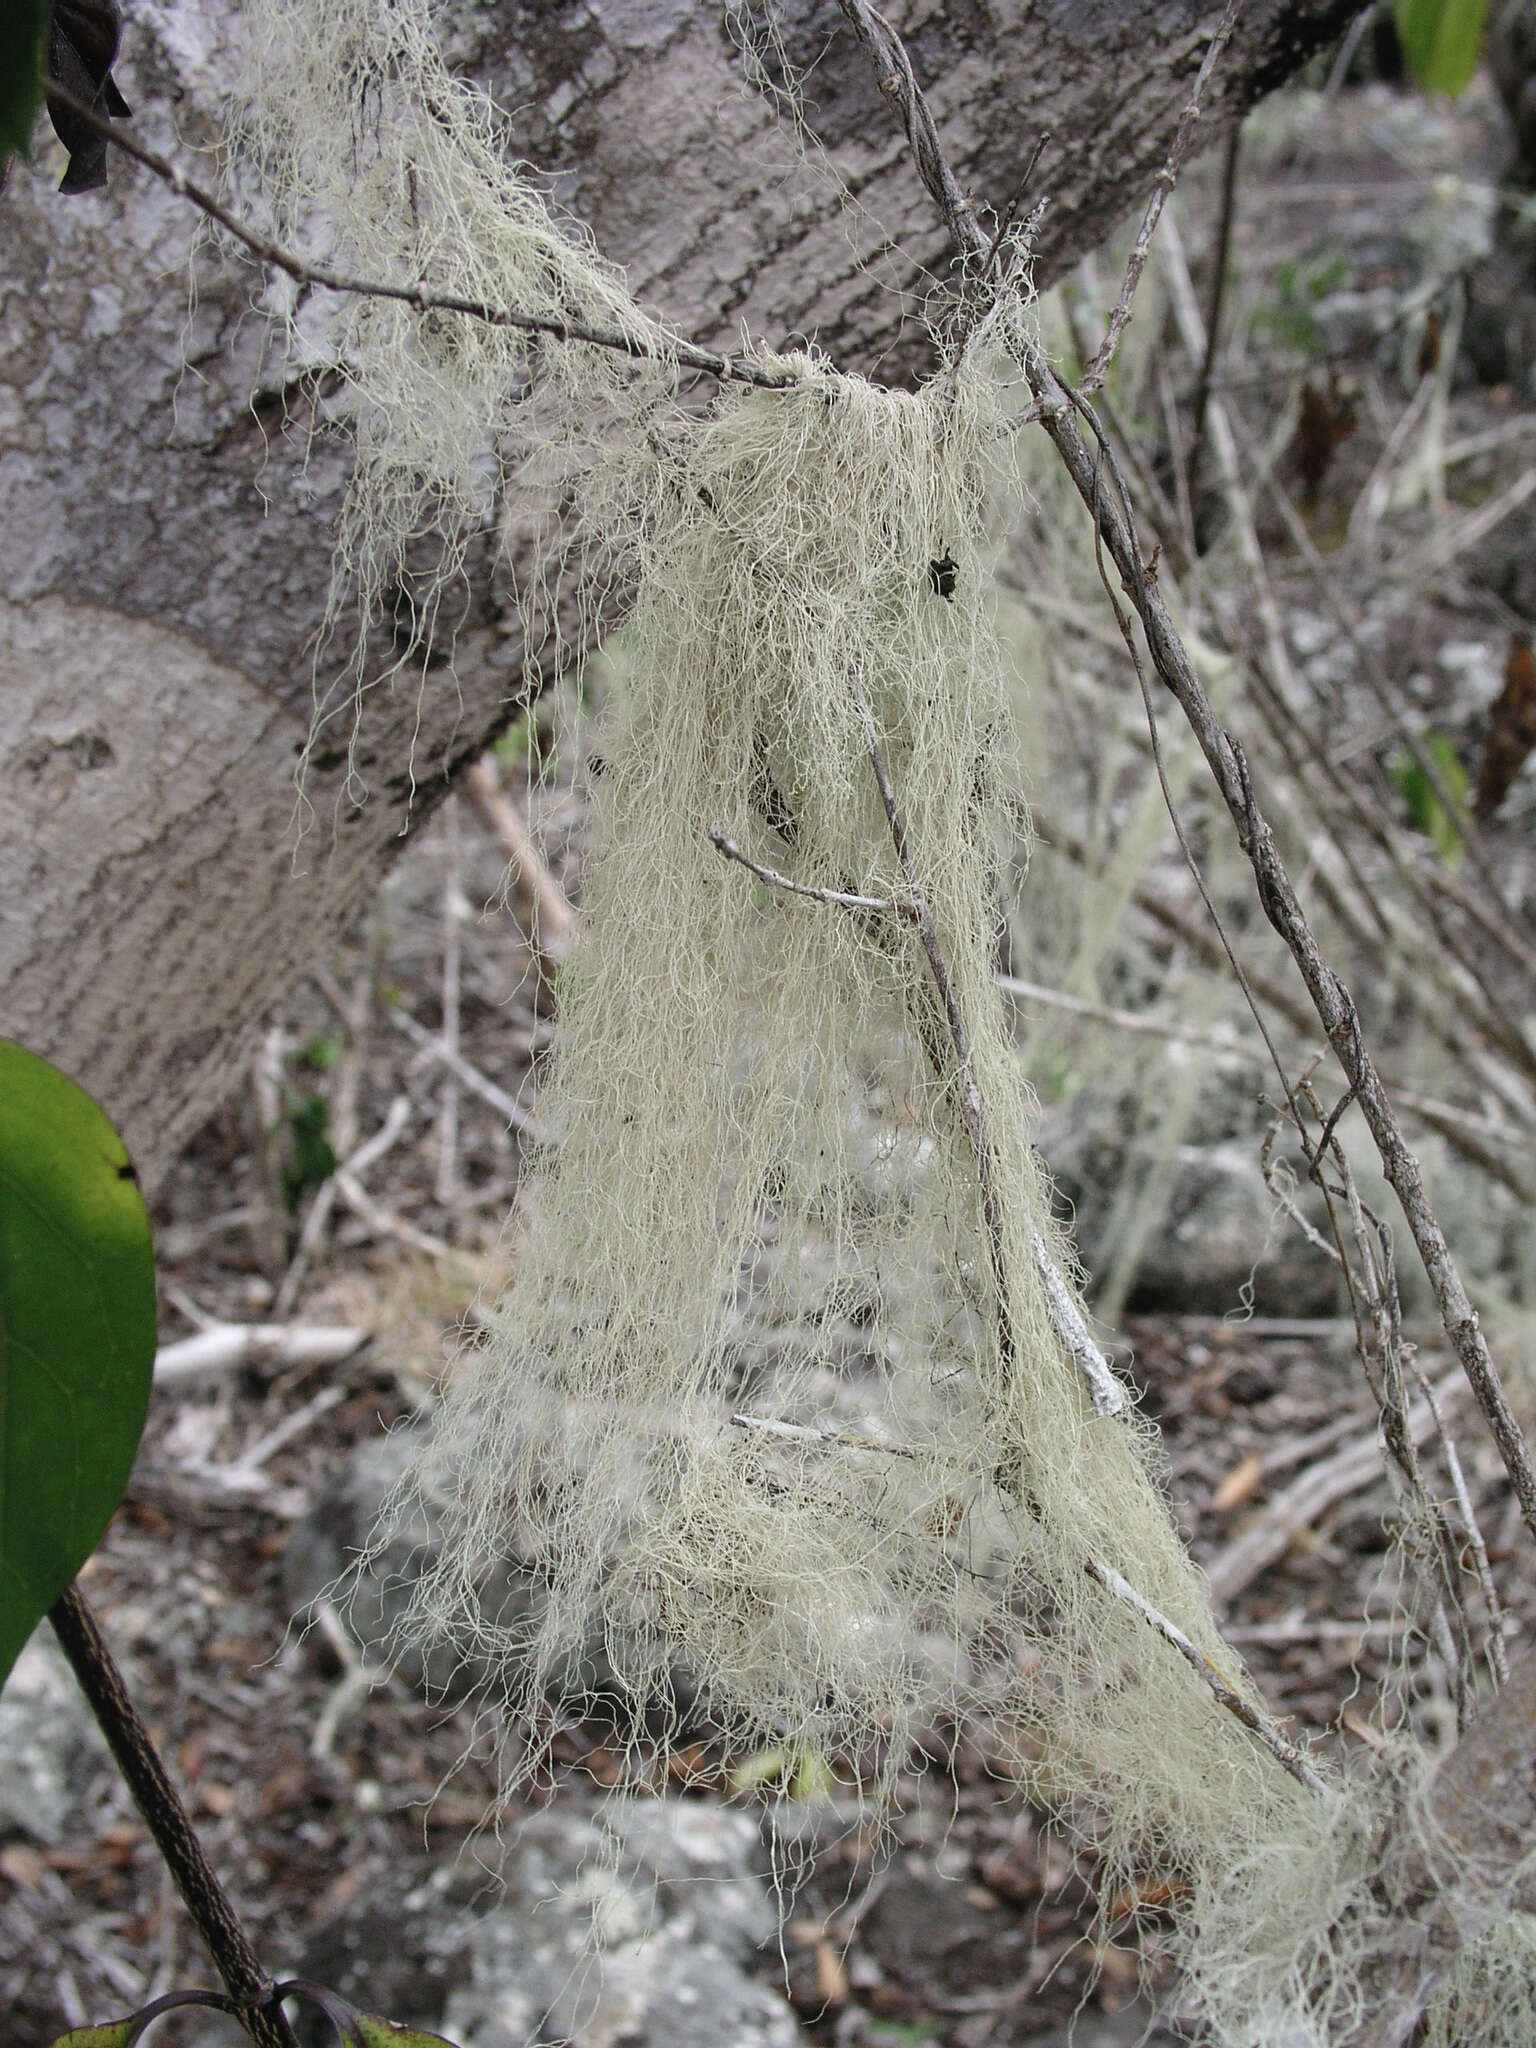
230, 3, 1536, 2039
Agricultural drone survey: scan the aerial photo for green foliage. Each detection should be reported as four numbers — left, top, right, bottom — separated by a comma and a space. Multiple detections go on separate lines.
1390, 731, 1468, 867
0, 1044, 156, 1689
729, 1741, 839, 1800
282, 1091, 338, 1211
353, 2018, 460, 2047
298, 1032, 346, 1074
0, 0, 47, 166
1395, 0, 1490, 98
1254, 254, 1350, 357
490, 710, 535, 769
46, 1982, 461, 2047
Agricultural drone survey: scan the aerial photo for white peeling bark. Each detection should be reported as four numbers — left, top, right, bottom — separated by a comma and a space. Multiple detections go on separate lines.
0, 0, 1362, 1186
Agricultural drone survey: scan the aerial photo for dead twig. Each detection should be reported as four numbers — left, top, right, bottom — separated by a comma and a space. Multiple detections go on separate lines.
1077, 0, 1243, 393
1083, 1557, 1326, 1796
388, 1004, 546, 1141
462, 755, 576, 985
154, 1324, 367, 1389
43, 83, 794, 393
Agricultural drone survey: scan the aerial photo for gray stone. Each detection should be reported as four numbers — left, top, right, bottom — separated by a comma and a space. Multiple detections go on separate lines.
0, 1628, 110, 1846
443, 1801, 807, 2048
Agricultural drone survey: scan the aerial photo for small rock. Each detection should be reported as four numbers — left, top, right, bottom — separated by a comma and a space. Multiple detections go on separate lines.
443, 1801, 807, 2048
0, 1628, 110, 1846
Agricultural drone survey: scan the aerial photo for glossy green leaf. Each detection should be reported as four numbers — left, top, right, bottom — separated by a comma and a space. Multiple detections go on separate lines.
1394, 0, 1489, 98
0, 1043, 157, 1689
0, 0, 48, 163
46, 2029, 139, 2048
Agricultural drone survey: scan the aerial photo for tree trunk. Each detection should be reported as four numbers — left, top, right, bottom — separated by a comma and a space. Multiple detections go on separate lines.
0, 0, 1361, 1187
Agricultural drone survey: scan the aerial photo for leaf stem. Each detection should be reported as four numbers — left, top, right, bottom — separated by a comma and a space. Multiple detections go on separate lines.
48, 1582, 301, 2048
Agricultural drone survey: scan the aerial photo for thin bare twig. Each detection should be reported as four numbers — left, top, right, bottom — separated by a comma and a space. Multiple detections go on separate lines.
1078, 0, 1244, 393
1186, 116, 1242, 502
462, 756, 576, 985
389, 1004, 546, 1140
43, 83, 793, 392
1413, 1361, 1509, 1688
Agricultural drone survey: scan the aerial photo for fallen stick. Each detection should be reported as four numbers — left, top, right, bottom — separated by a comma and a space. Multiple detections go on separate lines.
462, 754, 576, 983
388, 1004, 546, 1142
1205, 1369, 1466, 1607
154, 1323, 368, 1388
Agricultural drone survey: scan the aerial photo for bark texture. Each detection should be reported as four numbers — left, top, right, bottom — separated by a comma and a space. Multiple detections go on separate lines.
0, 0, 1361, 1186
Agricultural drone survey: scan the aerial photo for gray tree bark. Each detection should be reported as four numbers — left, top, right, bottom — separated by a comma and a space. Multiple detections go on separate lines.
0, 0, 1361, 1187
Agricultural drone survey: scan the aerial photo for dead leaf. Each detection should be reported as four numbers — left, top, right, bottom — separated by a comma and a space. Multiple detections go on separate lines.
1341, 1706, 1387, 1750
1106, 1875, 1191, 1919
1294, 375, 1357, 500
1416, 307, 1442, 380
814, 1937, 851, 2008
0, 1843, 49, 1890
1212, 1450, 1265, 1514
1474, 632, 1536, 820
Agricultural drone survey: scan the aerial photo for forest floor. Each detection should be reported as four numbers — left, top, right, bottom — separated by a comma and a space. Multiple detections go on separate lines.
7, 45, 1536, 2048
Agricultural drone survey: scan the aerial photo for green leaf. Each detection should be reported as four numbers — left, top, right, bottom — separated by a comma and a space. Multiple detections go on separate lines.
1390, 733, 1469, 868
1394, 0, 1490, 99
354, 2019, 463, 2048
0, 1044, 157, 1690
46, 1989, 241, 2048
0, 0, 48, 164
282, 1091, 337, 1211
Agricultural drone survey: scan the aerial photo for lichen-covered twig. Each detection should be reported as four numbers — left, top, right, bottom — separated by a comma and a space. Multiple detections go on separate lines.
708, 753, 1126, 1425
1084, 1557, 1327, 1797
707, 828, 911, 917
853, 673, 1124, 1420
730, 1412, 918, 1459
43, 83, 794, 393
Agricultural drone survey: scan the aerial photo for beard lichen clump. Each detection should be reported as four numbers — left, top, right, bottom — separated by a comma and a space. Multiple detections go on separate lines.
228, 3, 1536, 2036
228, 0, 687, 788
396, 326, 1316, 1913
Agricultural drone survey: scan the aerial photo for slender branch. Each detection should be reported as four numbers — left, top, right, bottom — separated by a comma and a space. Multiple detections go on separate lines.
48, 1583, 301, 2048
1186, 115, 1242, 503
1077, 0, 1243, 394
731, 1412, 919, 1458
1084, 1557, 1327, 1796
1414, 1360, 1509, 1688
42, 84, 793, 392
832, 0, 983, 263
706, 827, 911, 917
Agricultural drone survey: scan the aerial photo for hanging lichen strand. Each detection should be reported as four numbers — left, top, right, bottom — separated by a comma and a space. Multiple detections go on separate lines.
226, 4, 1536, 2038
230, 0, 685, 790
397, 329, 1318, 1895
